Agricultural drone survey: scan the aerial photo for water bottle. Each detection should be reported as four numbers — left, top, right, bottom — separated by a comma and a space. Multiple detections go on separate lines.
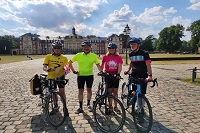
128, 83, 132, 91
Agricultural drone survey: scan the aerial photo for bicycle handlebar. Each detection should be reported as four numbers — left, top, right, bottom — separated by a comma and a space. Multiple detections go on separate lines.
40, 74, 69, 85
97, 72, 123, 80
125, 73, 158, 88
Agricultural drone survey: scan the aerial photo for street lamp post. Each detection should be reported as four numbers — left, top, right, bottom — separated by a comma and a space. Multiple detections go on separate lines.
123, 24, 131, 65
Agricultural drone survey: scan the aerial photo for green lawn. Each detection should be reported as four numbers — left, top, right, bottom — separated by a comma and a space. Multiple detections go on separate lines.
181, 78, 200, 86
0, 55, 45, 64
120, 53, 200, 65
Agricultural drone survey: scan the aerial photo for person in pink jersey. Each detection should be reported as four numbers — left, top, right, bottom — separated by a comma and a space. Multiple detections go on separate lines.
101, 42, 123, 114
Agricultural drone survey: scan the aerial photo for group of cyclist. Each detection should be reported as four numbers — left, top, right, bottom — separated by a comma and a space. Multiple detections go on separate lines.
43, 37, 153, 116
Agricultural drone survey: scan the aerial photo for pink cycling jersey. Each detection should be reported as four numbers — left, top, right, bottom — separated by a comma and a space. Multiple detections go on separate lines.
102, 55, 123, 74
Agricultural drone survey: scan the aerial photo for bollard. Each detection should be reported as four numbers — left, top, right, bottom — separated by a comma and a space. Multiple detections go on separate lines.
192, 67, 197, 82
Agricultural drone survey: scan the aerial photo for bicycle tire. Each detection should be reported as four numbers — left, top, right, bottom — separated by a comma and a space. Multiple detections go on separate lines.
46, 91, 67, 127
93, 95, 126, 133
132, 94, 153, 133
121, 82, 129, 109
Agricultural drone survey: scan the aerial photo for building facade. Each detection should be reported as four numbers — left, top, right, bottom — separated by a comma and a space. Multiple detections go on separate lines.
17, 27, 124, 55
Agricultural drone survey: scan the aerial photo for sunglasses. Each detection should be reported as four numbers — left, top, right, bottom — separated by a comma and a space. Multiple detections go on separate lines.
53, 47, 61, 49
108, 47, 115, 49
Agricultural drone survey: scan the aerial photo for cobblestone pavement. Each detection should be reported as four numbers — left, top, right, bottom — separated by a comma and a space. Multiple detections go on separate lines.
0, 55, 200, 133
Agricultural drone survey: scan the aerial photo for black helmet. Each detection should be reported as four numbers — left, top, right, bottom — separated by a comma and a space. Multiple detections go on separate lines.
81, 41, 91, 47
107, 42, 118, 49
52, 41, 63, 48
128, 37, 141, 44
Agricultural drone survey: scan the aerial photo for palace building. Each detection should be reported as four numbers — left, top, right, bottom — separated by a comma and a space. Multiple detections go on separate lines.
17, 27, 125, 55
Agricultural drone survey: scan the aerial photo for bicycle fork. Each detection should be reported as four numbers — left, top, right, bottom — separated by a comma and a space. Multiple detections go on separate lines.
127, 84, 145, 112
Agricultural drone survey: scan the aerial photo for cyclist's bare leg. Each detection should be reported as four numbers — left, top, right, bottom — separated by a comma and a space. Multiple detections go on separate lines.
138, 97, 143, 111
59, 88, 66, 101
108, 88, 113, 111
113, 88, 118, 107
78, 88, 84, 102
86, 88, 92, 102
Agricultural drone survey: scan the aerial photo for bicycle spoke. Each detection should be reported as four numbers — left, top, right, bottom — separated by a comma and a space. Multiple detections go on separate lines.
132, 95, 153, 133
47, 92, 67, 127
93, 95, 126, 133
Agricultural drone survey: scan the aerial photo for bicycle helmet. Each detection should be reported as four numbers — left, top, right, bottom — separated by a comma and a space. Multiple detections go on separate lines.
52, 41, 63, 48
107, 42, 118, 49
128, 37, 141, 44
81, 41, 92, 47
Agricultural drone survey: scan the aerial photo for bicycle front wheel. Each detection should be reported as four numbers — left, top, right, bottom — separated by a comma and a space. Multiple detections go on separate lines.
132, 94, 153, 133
46, 91, 67, 127
93, 95, 126, 133
121, 82, 129, 109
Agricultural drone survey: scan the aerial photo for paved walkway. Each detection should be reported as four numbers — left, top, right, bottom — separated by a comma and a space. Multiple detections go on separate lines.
0, 55, 200, 133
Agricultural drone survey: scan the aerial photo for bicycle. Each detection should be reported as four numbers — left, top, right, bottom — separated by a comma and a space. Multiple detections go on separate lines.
39, 73, 69, 127
121, 73, 158, 133
95, 74, 105, 100
93, 72, 126, 133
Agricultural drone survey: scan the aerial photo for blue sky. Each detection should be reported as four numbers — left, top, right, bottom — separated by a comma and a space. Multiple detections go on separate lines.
0, 0, 200, 41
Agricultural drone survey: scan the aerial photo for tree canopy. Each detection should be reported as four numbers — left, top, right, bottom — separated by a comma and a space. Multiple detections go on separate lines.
0, 35, 17, 54
154, 24, 184, 53
187, 19, 200, 53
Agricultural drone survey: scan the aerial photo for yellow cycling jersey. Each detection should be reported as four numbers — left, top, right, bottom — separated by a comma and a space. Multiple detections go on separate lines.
71, 52, 100, 76
43, 54, 68, 79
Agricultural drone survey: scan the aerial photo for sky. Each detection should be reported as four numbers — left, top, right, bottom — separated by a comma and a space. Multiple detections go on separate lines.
0, 0, 200, 41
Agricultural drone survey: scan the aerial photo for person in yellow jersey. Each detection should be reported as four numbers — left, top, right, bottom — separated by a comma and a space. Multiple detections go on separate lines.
69, 41, 102, 114
43, 41, 69, 116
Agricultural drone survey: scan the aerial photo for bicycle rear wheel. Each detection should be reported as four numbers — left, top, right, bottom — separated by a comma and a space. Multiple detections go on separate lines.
46, 91, 67, 127
132, 94, 153, 133
93, 95, 126, 133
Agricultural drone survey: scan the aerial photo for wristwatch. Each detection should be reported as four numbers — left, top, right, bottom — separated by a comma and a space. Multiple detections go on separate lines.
148, 73, 152, 77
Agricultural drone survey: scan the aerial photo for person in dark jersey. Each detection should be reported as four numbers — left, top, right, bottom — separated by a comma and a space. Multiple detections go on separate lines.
124, 37, 153, 114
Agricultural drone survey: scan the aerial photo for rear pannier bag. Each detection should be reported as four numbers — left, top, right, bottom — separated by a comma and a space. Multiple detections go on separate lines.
29, 74, 42, 95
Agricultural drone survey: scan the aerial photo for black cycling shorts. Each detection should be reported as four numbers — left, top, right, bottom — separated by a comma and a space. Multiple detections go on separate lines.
77, 75, 94, 88
46, 75, 66, 89
106, 77, 120, 88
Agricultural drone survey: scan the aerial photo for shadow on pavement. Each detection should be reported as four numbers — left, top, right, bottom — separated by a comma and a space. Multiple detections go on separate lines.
82, 111, 101, 132
30, 113, 73, 132
122, 110, 177, 133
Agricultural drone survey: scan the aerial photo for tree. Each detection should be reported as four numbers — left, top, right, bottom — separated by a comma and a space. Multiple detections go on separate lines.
187, 19, 200, 53
86, 35, 96, 38
156, 24, 184, 53
0, 35, 18, 54
141, 35, 155, 51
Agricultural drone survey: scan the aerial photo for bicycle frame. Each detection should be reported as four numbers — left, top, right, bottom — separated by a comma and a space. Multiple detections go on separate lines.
94, 73, 123, 113
124, 74, 157, 109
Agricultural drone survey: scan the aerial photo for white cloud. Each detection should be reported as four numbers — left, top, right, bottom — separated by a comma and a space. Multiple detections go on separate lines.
101, 5, 178, 39
187, 0, 200, 10
163, 7, 177, 15
172, 16, 191, 41
101, 4, 134, 29
190, 0, 200, 3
